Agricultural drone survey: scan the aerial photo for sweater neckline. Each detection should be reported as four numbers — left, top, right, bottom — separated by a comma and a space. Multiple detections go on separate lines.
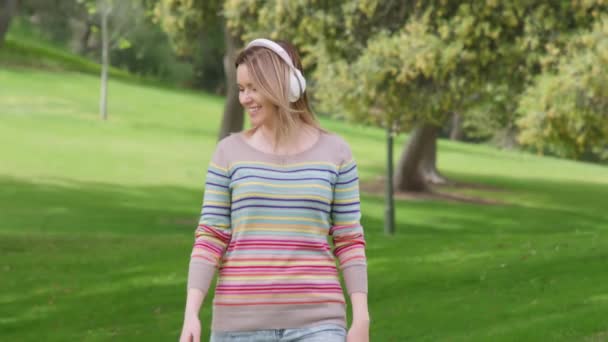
235, 129, 325, 162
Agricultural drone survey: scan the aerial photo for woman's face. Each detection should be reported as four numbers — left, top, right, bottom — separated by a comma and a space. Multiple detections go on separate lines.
237, 64, 274, 128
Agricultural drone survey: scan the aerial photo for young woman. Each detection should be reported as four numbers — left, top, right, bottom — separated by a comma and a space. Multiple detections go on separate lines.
179, 38, 369, 342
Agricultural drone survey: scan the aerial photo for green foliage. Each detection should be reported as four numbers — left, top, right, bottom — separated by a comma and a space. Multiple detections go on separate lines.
18, 0, 88, 46
517, 17, 608, 161
11, 1, 191, 85
314, 19, 464, 131
0, 28, 187, 91
153, 0, 226, 91
109, 6, 194, 85
188, 24, 225, 91
457, 83, 518, 145
153, 0, 223, 56
222, 2, 599, 114
110, 24, 193, 85
223, 0, 411, 68
224, 1, 608, 160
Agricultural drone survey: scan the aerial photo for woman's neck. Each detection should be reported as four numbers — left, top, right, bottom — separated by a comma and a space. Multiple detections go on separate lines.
250, 123, 320, 156
257, 124, 275, 144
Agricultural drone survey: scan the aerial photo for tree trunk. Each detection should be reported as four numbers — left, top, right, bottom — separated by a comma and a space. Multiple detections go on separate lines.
78, 19, 92, 55
419, 124, 448, 184
99, 8, 109, 121
217, 22, 244, 141
0, 0, 17, 48
394, 123, 437, 192
449, 111, 463, 141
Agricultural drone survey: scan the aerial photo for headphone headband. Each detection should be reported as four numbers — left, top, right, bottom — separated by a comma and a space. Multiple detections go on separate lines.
245, 38, 306, 103
246, 39, 296, 69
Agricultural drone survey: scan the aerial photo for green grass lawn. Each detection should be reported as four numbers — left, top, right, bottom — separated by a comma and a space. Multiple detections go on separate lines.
1, 66, 608, 342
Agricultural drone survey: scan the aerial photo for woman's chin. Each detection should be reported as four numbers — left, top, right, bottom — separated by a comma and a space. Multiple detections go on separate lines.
249, 117, 264, 128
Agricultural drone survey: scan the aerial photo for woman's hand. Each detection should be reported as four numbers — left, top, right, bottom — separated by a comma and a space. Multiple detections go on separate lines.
180, 288, 205, 342
179, 313, 201, 342
348, 292, 370, 342
347, 318, 370, 342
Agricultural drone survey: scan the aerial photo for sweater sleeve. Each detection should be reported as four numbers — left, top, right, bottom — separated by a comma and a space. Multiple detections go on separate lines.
187, 141, 232, 293
330, 142, 368, 295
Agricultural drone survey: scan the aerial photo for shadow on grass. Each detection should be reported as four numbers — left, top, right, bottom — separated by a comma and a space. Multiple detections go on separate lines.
1, 173, 607, 341
0, 230, 212, 341
0, 175, 210, 340
359, 180, 608, 341
0, 176, 204, 236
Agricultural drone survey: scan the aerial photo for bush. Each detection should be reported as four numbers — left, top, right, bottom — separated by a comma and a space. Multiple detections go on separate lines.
517, 17, 608, 162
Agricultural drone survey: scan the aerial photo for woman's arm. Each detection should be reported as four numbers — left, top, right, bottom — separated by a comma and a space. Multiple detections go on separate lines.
184, 288, 206, 317
331, 142, 370, 341
350, 292, 370, 322
180, 141, 232, 341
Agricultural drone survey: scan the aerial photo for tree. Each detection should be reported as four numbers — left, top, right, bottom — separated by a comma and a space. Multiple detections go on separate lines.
311, 20, 463, 190
223, 1, 482, 191
222, 0, 608, 235
17, 0, 185, 84
18, 0, 89, 47
97, 0, 111, 121
224, 0, 608, 191
154, 0, 243, 141
517, 16, 608, 162
79, 0, 143, 120
0, 0, 17, 48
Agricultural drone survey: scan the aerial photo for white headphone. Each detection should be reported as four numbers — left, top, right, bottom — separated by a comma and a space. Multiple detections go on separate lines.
245, 38, 307, 103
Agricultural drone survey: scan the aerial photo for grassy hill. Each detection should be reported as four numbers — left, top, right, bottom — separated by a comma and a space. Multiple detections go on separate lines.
1, 56, 608, 340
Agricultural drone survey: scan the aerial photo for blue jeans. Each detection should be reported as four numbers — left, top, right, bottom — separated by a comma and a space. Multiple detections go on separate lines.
210, 323, 347, 342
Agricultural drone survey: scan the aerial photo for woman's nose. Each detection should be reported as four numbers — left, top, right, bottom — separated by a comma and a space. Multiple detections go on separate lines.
241, 91, 252, 104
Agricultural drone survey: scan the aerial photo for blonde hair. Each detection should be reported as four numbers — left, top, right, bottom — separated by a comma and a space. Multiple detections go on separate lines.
235, 40, 324, 151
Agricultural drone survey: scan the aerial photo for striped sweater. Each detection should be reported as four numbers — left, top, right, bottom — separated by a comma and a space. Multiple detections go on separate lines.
187, 130, 367, 332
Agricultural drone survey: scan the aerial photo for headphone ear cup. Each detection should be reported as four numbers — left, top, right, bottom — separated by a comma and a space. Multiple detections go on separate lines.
288, 68, 307, 103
